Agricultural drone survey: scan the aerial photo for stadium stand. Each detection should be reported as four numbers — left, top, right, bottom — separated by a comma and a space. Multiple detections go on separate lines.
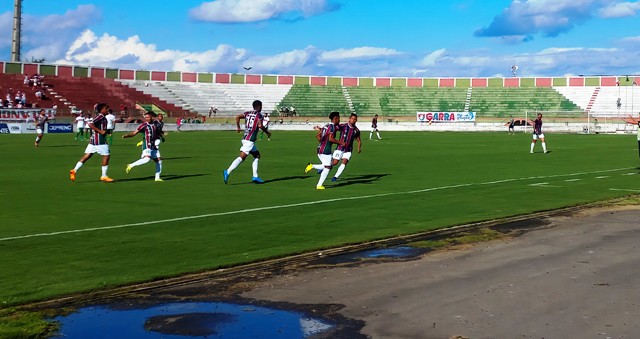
556, 86, 640, 117
468, 87, 580, 117
120, 81, 293, 116
276, 85, 350, 116
0, 73, 64, 109
347, 87, 467, 116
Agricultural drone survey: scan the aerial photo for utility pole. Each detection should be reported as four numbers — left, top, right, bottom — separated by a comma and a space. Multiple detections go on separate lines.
11, 0, 22, 62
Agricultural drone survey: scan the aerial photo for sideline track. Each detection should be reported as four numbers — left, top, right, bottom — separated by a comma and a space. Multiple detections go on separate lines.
1, 167, 636, 243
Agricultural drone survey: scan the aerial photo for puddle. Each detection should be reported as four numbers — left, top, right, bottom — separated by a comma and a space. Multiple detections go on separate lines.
52, 301, 333, 338
317, 246, 428, 265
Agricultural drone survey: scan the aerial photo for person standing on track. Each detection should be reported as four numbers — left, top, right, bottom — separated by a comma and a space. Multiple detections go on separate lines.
223, 100, 271, 184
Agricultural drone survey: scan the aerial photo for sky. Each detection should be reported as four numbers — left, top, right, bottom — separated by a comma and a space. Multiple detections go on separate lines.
0, 0, 639, 78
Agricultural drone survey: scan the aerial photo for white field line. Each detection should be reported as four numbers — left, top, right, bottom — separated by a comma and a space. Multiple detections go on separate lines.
565, 179, 582, 182
0, 167, 635, 243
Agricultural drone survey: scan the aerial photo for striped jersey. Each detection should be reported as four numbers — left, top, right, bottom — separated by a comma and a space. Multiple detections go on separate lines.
533, 118, 542, 135
89, 114, 108, 145
317, 123, 338, 155
371, 117, 378, 128
153, 120, 164, 140
136, 122, 158, 150
35, 115, 48, 130
337, 123, 360, 152
242, 110, 264, 142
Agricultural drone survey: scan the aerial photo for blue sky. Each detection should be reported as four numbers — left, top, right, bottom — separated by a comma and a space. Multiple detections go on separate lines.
0, 0, 639, 77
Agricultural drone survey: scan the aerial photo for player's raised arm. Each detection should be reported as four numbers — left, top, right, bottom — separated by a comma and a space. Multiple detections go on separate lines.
88, 121, 106, 135
121, 129, 140, 139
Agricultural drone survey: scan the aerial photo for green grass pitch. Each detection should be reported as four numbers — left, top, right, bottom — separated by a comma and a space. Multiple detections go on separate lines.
0, 130, 638, 305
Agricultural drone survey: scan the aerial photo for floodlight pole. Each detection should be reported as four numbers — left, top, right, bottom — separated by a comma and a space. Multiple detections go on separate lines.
11, 0, 22, 62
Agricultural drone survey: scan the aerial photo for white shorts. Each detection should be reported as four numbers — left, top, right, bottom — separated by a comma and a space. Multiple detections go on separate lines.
141, 148, 161, 159
240, 140, 258, 154
332, 150, 352, 161
154, 139, 161, 147
532, 133, 545, 140
84, 144, 110, 156
317, 154, 333, 167
36, 128, 43, 135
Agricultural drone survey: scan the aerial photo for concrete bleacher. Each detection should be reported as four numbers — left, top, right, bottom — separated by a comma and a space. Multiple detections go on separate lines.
120, 80, 293, 115
276, 85, 350, 116
0, 73, 64, 110
347, 87, 467, 116
469, 87, 580, 117
555, 86, 640, 117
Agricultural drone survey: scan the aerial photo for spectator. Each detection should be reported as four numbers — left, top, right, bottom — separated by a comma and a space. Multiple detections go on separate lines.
209, 106, 218, 118
35, 89, 42, 100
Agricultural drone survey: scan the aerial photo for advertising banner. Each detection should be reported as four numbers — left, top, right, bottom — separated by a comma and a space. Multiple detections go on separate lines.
0, 123, 9, 134
47, 123, 73, 133
417, 111, 476, 123
0, 108, 56, 121
7, 123, 22, 134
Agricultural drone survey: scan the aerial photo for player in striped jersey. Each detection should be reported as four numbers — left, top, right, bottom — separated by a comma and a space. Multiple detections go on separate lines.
122, 111, 163, 182
331, 113, 362, 182
223, 100, 271, 184
530, 113, 549, 154
304, 111, 346, 190
69, 103, 114, 182
34, 109, 48, 147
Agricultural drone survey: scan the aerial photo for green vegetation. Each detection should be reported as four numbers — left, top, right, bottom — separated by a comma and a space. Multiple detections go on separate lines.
0, 309, 58, 339
0, 131, 638, 310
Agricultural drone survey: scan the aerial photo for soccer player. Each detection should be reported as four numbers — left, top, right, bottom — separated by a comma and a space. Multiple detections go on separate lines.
84, 113, 93, 140
34, 109, 48, 147
122, 111, 163, 182
508, 115, 515, 135
331, 113, 362, 182
304, 111, 345, 190
74, 112, 85, 141
69, 103, 114, 182
370, 114, 382, 140
260, 112, 271, 141
637, 121, 640, 159
105, 108, 116, 145
153, 113, 166, 148
223, 100, 271, 184
530, 113, 549, 154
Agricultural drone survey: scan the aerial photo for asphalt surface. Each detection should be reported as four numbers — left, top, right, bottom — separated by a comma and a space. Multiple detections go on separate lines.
243, 206, 640, 338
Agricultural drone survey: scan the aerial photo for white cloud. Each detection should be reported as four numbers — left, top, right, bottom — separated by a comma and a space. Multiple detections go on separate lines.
320, 47, 401, 62
419, 49, 447, 67
189, 0, 340, 23
598, 1, 640, 18
58, 30, 248, 73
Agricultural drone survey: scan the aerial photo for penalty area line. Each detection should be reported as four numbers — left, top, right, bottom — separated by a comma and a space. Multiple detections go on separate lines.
0, 166, 635, 242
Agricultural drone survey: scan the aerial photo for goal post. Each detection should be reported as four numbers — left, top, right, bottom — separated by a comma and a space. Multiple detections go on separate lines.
525, 110, 591, 134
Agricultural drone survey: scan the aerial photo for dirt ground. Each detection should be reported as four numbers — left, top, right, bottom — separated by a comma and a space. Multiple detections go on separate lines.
241, 205, 640, 338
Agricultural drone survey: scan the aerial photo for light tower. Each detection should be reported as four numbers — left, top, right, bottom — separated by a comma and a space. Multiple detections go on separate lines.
11, 0, 22, 62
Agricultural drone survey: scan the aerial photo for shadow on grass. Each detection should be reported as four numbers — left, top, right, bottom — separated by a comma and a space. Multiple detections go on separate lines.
331, 173, 390, 187
42, 144, 78, 148
263, 175, 311, 183
161, 156, 193, 161
116, 173, 208, 182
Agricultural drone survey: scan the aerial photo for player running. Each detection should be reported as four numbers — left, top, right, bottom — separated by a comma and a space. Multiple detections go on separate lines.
304, 111, 345, 190
530, 113, 549, 154
34, 109, 48, 148
223, 100, 271, 184
106, 108, 116, 145
260, 112, 271, 141
331, 113, 362, 182
69, 103, 114, 182
122, 111, 163, 182
74, 112, 85, 141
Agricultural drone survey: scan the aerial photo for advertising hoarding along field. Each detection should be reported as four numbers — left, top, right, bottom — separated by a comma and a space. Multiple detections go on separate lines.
417, 112, 476, 123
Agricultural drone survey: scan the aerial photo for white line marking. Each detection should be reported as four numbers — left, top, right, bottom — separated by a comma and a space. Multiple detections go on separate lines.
529, 182, 549, 187
622, 173, 637, 176
595, 176, 610, 179
609, 188, 640, 193
0, 166, 635, 242
565, 179, 582, 182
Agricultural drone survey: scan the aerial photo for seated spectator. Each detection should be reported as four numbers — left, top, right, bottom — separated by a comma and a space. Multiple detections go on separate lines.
35, 89, 42, 100
21, 92, 26, 105
23, 75, 30, 87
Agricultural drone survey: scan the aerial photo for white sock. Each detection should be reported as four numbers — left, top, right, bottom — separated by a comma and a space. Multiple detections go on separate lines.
542, 142, 547, 152
101, 166, 108, 177
334, 164, 346, 178
317, 168, 330, 187
377, 132, 381, 139
369, 132, 373, 139
156, 161, 162, 178
73, 161, 83, 171
312, 164, 324, 170
252, 158, 259, 177
35, 136, 41, 142
227, 157, 243, 174
131, 157, 150, 167
530, 142, 535, 153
